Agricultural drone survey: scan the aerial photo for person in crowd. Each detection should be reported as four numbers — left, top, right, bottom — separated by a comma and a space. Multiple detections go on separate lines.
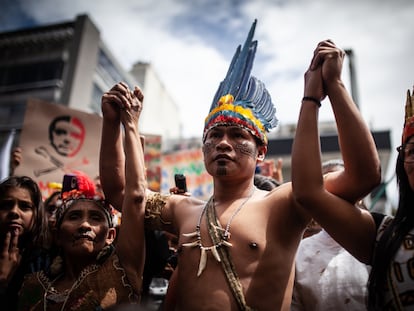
301, 218, 322, 239
18, 83, 147, 310
44, 190, 61, 230
141, 229, 170, 306
256, 158, 284, 185
100, 21, 380, 310
9, 147, 22, 176
291, 159, 370, 311
0, 175, 49, 310
292, 86, 414, 310
254, 173, 281, 191
161, 166, 280, 311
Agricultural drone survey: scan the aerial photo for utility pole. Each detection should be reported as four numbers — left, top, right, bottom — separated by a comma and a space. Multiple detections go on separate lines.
344, 49, 360, 109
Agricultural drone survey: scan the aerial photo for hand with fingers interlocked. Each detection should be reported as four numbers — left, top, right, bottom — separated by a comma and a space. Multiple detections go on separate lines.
319, 40, 345, 89
101, 82, 124, 123
120, 85, 144, 128
304, 40, 346, 105
101, 82, 144, 128
312, 40, 346, 92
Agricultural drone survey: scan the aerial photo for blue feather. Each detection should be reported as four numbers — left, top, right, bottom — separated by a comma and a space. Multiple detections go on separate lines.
209, 19, 278, 132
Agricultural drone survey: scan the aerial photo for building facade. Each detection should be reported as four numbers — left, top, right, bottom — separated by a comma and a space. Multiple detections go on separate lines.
0, 14, 182, 146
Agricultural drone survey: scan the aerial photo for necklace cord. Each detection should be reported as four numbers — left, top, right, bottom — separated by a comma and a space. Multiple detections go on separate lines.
197, 186, 256, 241
181, 187, 256, 276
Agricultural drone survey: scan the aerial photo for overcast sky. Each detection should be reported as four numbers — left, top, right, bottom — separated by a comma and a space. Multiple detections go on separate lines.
2, 0, 414, 201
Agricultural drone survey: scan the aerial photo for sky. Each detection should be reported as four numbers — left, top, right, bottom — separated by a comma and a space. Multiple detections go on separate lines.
1, 0, 414, 202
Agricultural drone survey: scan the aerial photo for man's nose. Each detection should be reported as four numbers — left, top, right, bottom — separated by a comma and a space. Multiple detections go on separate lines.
216, 136, 232, 150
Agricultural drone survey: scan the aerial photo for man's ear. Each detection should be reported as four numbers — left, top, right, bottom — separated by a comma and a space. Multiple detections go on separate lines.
257, 145, 267, 162
106, 227, 117, 244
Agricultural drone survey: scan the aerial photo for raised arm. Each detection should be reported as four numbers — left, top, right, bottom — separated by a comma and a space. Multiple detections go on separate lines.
100, 83, 127, 210
100, 84, 188, 238
318, 40, 381, 201
113, 83, 147, 293
291, 40, 377, 263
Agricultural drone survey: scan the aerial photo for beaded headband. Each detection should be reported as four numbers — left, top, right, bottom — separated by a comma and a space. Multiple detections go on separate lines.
55, 171, 113, 227
202, 19, 278, 145
402, 87, 414, 144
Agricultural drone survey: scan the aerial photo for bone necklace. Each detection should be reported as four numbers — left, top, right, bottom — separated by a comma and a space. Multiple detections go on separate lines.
182, 187, 255, 276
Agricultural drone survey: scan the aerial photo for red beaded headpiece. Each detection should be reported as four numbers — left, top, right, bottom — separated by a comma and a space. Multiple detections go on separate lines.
56, 171, 114, 227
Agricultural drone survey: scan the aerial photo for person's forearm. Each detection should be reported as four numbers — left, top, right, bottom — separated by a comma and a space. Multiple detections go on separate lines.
292, 100, 324, 204
118, 118, 147, 283
123, 120, 147, 200
99, 118, 125, 210
326, 80, 381, 200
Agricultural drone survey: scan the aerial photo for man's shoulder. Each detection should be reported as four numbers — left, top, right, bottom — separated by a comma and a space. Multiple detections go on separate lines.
147, 191, 205, 206
262, 181, 294, 202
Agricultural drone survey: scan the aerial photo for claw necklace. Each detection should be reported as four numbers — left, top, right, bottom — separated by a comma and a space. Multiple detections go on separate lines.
182, 187, 256, 277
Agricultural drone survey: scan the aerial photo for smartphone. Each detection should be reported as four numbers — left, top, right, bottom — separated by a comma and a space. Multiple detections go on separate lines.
62, 174, 78, 192
174, 174, 187, 193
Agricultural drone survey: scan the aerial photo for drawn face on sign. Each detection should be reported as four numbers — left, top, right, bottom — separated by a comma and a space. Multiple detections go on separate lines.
49, 116, 85, 157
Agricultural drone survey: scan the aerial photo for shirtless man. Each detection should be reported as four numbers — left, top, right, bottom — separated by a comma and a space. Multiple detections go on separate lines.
100, 21, 380, 310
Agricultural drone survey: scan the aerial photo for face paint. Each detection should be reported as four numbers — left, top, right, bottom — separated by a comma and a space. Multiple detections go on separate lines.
202, 142, 214, 156
216, 166, 227, 176
234, 142, 256, 159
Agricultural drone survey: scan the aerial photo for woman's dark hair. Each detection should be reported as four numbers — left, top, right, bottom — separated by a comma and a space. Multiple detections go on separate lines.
44, 190, 61, 214
0, 176, 49, 250
254, 174, 280, 191
367, 147, 414, 309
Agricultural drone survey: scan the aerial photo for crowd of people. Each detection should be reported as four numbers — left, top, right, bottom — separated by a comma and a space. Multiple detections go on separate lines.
0, 19, 412, 311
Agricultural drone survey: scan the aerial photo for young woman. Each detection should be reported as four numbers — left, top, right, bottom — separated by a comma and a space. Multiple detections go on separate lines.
0, 175, 49, 310
291, 48, 413, 309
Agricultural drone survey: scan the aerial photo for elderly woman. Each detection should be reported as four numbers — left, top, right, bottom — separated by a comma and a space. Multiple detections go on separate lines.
18, 84, 147, 310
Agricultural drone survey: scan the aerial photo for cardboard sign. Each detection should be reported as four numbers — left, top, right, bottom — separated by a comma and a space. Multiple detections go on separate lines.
161, 148, 212, 200
15, 99, 103, 198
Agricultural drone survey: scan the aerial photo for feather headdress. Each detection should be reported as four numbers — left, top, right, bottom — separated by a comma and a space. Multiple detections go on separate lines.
402, 87, 414, 144
202, 19, 278, 145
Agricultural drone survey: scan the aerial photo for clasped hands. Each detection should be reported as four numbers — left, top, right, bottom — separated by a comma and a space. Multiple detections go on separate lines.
101, 82, 144, 124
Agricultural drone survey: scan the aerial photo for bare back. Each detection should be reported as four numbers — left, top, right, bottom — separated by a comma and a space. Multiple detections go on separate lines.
164, 182, 308, 311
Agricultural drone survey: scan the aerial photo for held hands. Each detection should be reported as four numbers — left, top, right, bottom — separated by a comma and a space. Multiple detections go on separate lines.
305, 40, 345, 102
0, 232, 21, 289
313, 40, 345, 86
101, 82, 144, 127
119, 85, 144, 127
304, 53, 325, 102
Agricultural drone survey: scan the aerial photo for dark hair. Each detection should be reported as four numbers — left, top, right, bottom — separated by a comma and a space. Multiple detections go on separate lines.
322, 159, 344, 173
44, 191, 61, 212
44, 190, 61, 204
0, 176, 49, 250
367, 149, 414, 309
254, 174, 280, 191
